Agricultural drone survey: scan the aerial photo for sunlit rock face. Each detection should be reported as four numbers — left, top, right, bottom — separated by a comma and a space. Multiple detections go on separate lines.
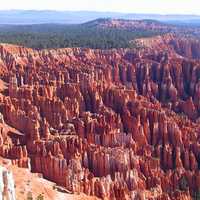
135, 33, 200, 59
0, 36, 200, 199
0, 165, 15, 200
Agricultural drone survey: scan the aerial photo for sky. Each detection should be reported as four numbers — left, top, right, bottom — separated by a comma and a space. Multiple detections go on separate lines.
0, 0, 200, 15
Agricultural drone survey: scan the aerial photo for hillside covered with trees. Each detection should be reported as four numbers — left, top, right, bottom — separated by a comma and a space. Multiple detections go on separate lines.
0, 23, 161, 49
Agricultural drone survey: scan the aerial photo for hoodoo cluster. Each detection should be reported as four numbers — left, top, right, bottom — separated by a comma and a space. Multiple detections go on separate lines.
0, 36, 200, 199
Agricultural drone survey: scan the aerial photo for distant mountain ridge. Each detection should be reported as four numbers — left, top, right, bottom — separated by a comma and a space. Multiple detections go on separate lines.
83, 18, 172, 29
0, 10, 200, 24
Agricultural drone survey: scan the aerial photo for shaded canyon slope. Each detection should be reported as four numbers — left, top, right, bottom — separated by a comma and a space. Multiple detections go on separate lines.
1, 34, 200, 199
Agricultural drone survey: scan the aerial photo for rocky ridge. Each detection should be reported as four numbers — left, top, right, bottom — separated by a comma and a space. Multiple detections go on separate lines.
85, 18, 175, 32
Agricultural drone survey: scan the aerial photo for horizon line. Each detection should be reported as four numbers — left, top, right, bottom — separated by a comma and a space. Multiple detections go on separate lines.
0, 9, 200, 16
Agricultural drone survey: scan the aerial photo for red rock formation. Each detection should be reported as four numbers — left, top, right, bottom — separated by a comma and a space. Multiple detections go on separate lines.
0, 40, 200, 199
135, 33, 200, 59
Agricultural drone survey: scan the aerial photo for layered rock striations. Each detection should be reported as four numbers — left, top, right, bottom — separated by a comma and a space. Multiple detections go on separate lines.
0, 40, 200, 199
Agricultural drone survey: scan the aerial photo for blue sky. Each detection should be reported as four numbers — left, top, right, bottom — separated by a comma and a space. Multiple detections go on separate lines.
1, 0, 200, 15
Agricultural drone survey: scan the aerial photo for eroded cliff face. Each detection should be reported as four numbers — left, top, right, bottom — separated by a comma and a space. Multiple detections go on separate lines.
135, 33, 200, 59
0, 41, 200, 199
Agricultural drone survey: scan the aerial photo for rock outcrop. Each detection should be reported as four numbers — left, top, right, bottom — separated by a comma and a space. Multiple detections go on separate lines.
0, 164, 16, 200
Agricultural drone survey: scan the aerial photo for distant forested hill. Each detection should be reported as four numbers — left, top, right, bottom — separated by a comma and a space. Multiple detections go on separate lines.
0, 23, 161, 49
